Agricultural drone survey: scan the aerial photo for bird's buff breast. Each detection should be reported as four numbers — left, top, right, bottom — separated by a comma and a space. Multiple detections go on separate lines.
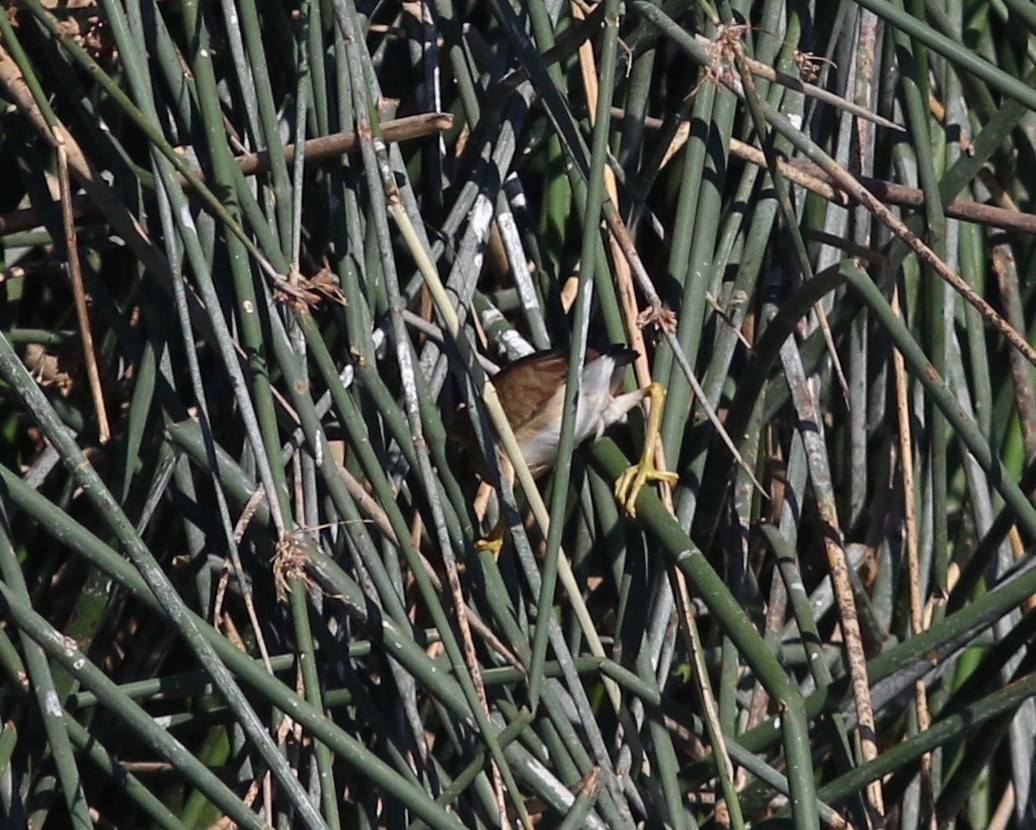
517, 383, 615, 470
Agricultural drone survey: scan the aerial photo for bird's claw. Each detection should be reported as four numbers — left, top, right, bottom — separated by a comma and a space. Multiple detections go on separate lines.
614, 460, 679, 517
614, 381, 678, 517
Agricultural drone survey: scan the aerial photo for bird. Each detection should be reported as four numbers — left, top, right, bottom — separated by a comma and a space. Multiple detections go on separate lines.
452, 344, 678, 551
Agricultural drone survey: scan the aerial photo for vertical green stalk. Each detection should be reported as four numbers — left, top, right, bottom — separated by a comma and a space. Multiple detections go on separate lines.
531, 0, 623, 709
178, 0, 293, 526
0, 337, 324, 829
0, 510, 92, 830
233, 0, 295, 249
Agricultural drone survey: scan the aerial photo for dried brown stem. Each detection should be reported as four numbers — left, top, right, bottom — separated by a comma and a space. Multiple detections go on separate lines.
990, 235, 1036, 459
0, 113, 454, 239
782, 340, 884, 826
735, 49, 903, 134
615, 106, 1036, 237
891, 288, 936, 828
230, 112, 453, 179
54, 136, 110, 443
0, 45, 174, 283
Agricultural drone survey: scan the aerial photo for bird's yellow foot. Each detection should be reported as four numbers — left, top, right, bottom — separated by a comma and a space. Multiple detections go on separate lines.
614, 382, 679, 517
475, 516, 506, 558
614, 457, 679, 517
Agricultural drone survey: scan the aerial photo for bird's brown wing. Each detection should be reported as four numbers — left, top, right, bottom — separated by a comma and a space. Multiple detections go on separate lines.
491, 350, 569, 433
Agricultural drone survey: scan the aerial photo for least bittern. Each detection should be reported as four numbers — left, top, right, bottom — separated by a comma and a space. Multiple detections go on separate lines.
454, 345, 677, 551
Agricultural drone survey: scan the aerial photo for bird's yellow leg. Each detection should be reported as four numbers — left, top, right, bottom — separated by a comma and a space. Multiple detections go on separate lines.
614, 382, 679, 517
473, 457, 514, 558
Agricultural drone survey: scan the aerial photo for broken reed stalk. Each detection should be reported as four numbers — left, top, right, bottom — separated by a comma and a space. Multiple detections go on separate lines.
613, 106, 1036, 237
0, 113, 455, 239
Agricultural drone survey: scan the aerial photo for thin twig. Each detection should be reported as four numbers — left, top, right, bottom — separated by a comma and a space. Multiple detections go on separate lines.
891, 287, 936, 829
781, 337, 885, 825
0, 113, 454, 239
723, 38, 904, 133
224, 113, 454, 181
612, 106, 1036, 236
53, 132, 110, 443
671, 18, 1036, 369
678, 577, 742, 827
599, 202, 767, 495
